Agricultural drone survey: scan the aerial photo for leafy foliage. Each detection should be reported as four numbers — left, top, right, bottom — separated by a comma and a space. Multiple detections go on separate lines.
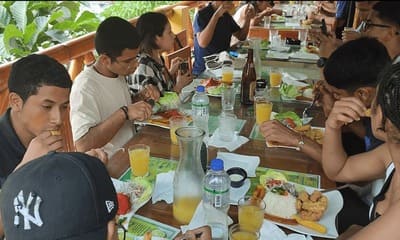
101, 1, 178, 20
0, 1, 100, 63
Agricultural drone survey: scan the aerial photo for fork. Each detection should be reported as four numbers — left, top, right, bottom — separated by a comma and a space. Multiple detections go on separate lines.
302, 92, 320, 120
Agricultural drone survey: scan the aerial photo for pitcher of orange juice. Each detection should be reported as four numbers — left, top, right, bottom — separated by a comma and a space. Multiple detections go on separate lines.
173, 127, 205, 224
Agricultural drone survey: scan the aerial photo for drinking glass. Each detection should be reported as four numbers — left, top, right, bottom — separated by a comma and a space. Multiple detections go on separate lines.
218, 112, 237, 142
269, 68, 282, 87
255, 96, 273, 126
238, 196, 266, 233
229, 223, 260, 240
221, 84, 236, 111
298, 29, 308, 47
128, 144, 150, 177
169, 116, 188, 145
221, 63, 234, 85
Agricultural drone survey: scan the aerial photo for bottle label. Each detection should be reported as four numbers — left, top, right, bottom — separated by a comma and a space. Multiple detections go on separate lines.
249, 81, 256, 101
204, 187, 229, 208
192, 104, 209, 117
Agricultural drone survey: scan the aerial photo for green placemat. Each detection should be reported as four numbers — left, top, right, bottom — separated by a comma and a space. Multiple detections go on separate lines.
249, 123, 264, 141
120, 156, 320, 191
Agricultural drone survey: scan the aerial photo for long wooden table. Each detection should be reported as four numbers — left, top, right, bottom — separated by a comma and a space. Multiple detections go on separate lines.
108, 91, 336, 239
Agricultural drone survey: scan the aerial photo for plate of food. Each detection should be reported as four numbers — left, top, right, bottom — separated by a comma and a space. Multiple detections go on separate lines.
253, 178, 343, 239
279, 82, 314, 102
143, 109, 192, 129
266, 111, 324, 148
200, 78, 224, 97
271, 14, 286, 23
112, 178, 153, 216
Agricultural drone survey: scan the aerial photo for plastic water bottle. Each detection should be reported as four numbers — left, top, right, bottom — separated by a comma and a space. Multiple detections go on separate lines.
192, 85, 209, 138
203, 158, 230, 240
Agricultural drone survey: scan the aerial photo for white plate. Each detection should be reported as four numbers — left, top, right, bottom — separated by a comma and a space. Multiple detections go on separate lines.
265, 185, 343, 239
284, 72, 308, 81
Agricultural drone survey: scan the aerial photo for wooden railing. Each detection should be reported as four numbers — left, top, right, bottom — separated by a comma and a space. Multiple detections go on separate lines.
0, 1, 202, 151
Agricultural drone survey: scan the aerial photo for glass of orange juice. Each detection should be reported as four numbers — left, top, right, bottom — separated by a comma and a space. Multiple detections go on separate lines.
254, 96, 273, 125
238, 196, 266, 233
172, 196, 201, 224
221, 62, 234, 85
269, 68, 282, 87
229, 223, 260, 240
169, 116, 188, 145
128, 144, 150, 177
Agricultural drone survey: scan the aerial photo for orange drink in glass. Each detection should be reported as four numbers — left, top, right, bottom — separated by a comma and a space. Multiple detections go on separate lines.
128, 144, 150, 177
229, 223, 260, 240
221, 63, 234, 85
169, 116, 188, 145
238, 196, 266, 232
269, 68, 282, 87
255, 96, 273, 125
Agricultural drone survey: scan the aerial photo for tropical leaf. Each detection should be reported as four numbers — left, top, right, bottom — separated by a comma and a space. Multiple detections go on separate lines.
74, 11, 99, 32
25, 16, 48, 48
53, 20, 77, 31
48, 10, 64, 23
10, 1, 28, 31
45, 29, 70, 43
3, 24, 23, 51
0, 6, 11, 29
59, 1, 80, 20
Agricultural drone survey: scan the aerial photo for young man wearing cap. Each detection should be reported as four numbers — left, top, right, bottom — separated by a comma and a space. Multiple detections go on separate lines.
0, 152, 119, 240
69, 16, 160, 155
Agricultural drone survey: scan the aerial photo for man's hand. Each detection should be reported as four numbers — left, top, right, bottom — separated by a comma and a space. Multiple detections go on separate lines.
325, 97, 367, 130
19, 131, 63, 169
214, 4, 227, 19
85, 148, 109, 165
174, 226, 212, 240
127, 101, 153, 121
260, 120, 300, 147
137, 84, 160, 103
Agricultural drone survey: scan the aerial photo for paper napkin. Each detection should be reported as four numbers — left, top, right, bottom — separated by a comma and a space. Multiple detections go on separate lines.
217, 152, 260, 177
208, 129, 249, 152
152, 171, 174, 204
230, 179, 251, 205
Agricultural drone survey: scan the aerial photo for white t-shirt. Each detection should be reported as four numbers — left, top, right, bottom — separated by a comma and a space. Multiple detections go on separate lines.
70, 66, 134, 154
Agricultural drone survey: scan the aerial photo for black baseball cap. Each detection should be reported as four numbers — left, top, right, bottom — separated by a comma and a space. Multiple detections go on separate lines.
0, 152, 118, 240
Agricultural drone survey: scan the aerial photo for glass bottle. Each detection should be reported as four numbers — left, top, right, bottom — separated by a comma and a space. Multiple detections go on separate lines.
240, 48, 257, 105
173, 127, 205, 224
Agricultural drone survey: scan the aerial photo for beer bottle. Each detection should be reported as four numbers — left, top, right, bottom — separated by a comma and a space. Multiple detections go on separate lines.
240, 48, 257, 105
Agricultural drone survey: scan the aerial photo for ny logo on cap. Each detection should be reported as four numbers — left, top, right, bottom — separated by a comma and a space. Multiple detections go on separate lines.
13, 190, 43, 230
105, 200, 115, 213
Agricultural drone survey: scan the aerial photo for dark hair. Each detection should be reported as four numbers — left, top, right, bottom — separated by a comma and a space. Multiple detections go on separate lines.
246, 1, 274, 12
372, 1, 400, 26
136, 12, 169, 54
8, 54, 72, 101
95, 16, 140, 60
376, 63, 400, 141
323, 37, 391, 92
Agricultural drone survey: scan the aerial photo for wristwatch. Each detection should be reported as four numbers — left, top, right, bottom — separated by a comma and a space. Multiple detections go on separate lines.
296, 134, 305, 151
317, 57, 328, 68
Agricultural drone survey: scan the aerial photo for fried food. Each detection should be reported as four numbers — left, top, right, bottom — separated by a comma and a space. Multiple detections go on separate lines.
143, 232, 152, 240
253, 184, 266, 199
293, 215, 327, 234
296, 190, 328, 221
50, 130, 61, 136
294, 126, 324, 144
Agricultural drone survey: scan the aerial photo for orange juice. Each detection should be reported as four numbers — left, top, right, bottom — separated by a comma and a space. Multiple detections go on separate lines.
172, 196, 201, 224
221, 71, 234, 85
255, 99, 273, 125
269, 71, 282, 87
170, 126, 179, 145
231, 231, 259, 240
128, 145, 150, 177
239, 205, 264, 232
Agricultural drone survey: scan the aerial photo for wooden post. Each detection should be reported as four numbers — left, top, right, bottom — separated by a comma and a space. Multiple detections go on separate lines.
68, 56, 84, 81
168, 5, 194, 47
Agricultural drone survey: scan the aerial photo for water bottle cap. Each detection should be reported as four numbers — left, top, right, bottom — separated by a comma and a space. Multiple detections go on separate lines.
210, 158, 224, 171
196, 85, 205, 92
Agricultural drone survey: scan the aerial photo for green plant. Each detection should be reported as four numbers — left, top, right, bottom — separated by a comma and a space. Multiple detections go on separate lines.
101, 1, 178, 20
0, 1, 100, 64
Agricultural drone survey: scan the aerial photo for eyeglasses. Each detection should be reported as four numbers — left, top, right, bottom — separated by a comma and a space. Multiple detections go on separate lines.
360, 20, 392, 32
116, 222, 127, 240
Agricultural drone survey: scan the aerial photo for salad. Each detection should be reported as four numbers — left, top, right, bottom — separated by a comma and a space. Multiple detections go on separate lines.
274, 111, 302, 128
279, 82, 313, 101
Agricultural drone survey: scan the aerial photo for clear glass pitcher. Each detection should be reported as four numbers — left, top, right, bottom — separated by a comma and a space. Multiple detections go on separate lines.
173, 126, 206, 224
249, 38, 262, 79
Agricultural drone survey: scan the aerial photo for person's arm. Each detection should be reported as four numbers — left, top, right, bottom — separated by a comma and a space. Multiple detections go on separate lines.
75, 101, 152, 152
233, 4, 254, 41
196, 5, 227, 48
322, 97, 387, 182
260, 120, 322, 162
